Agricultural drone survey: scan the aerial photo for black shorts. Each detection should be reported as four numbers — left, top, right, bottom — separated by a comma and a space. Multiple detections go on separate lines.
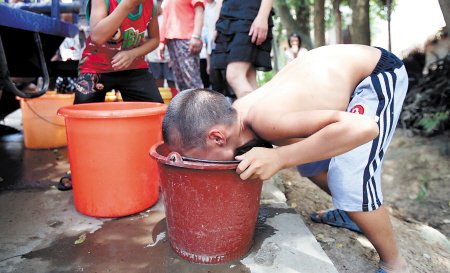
74, 69, 163, 104
211, 19, 273, 72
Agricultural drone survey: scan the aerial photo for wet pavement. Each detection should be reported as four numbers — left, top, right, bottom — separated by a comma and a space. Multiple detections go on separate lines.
0, 110, 338, 273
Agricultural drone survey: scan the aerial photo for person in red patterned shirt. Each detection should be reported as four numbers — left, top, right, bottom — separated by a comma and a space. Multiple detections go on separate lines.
75, 0, 163, 104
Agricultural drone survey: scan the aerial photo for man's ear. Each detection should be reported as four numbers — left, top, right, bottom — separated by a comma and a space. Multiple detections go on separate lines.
207, 129, 226, 147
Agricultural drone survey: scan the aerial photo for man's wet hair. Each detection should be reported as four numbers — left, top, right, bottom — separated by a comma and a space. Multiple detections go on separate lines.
162, 89, 237, 151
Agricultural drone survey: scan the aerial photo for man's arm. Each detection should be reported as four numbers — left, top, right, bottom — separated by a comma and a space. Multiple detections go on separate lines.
236, 110, 379, 180
275, 110, 378, 166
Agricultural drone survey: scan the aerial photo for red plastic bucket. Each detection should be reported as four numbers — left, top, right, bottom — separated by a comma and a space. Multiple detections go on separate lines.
58, 102, 167, 217
150, 143, 263, 264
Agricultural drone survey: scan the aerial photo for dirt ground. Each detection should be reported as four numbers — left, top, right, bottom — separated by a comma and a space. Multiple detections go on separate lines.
280, 129, 450, 273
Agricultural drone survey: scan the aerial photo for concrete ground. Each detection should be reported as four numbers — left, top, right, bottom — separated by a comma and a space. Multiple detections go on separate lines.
0, 109, 338, 273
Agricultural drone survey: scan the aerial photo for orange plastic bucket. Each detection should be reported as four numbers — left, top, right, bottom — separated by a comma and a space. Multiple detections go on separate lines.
19, 92, 74, 149
58, 102, 167, 217
150, 143, 263, 264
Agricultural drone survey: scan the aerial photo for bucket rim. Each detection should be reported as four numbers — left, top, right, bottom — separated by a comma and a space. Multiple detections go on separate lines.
57, 102, 167, 118
150, 142, 239, 170
17, 93, 75, 101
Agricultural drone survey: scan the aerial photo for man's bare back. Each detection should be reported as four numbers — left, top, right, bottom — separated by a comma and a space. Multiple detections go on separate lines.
234, 44, 382, 142
236, 45, 381, 112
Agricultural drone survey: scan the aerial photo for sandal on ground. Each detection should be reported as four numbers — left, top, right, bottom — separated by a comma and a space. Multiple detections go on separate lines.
57, 172, 72, 191
376, 268, 387, 273
311, 209, 363, 234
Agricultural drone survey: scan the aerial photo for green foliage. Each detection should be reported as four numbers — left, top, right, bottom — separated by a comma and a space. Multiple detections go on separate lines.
370, 0, 397, 20
418, 111, 449, 135
257, 71, 276, 86
415, 175, 429, 202
285, 0, 312, 9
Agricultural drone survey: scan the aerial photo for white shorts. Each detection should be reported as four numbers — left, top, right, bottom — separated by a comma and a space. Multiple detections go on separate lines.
297, 47, 409, 212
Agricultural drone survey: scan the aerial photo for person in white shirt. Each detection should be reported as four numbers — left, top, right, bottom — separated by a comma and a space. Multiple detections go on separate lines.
284, 32, 308, 63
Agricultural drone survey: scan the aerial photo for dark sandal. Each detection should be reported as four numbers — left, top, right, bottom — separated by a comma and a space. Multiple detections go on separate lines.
311, 209, 363, 234
57, 172, 72, 191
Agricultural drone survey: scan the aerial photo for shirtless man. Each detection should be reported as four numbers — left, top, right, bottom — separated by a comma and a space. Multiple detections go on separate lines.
162, 44, 409, 273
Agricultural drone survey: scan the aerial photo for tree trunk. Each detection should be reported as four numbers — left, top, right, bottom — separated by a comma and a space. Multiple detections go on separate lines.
272, 39, 280, 72
314, 0, 325, 47
333, 0, 342, 44
350, 0, 370, 45
274, 0, 313, 49
438, 0, 450, 35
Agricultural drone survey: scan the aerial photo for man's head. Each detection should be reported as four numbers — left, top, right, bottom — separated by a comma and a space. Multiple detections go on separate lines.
162, 89, 239, 161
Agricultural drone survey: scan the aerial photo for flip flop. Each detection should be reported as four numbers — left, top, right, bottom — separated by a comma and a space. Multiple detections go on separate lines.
57, 172, 72, 191
376, 268, 388, 273
311, 209, 363, 234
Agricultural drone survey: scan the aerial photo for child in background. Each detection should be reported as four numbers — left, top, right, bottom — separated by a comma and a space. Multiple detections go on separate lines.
284, 32, 308, 63
74, 0, 163, 104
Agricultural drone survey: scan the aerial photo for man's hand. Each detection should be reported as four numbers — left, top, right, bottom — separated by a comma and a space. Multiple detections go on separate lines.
249, 15, 268, 46
235, 147, 283, 181
111, 50, 136, 70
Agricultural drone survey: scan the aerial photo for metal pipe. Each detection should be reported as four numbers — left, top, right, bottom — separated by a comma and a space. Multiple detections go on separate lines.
51, 0, 60, 18
15, 3, 81, 14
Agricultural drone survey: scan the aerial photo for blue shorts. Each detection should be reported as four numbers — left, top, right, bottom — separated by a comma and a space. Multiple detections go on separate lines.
297, 47, 408, 212
149, 62, 174, 82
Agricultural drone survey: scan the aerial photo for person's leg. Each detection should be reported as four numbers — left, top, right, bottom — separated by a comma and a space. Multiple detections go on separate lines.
167, 40, 203, 91
162, 62, 176, 88
154, 79, 164, 88
167, 80, 176, 88
308, 170, 330, 195
199, 58, 210, 88
246, 65, 258, 90
297, 159, 331, 194
115, 69, 163, 103
300, 164, 362, 234
309, 170, 407, 271
311, 170, 408, 272
74, 73, 108, 104
167, 41, 183, 90
149, 62, 165, 88
226, 61, 254, 98
348, 209, 408, 273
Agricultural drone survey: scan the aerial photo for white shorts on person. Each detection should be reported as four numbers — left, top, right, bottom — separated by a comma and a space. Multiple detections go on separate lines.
297, 47, 409, 212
